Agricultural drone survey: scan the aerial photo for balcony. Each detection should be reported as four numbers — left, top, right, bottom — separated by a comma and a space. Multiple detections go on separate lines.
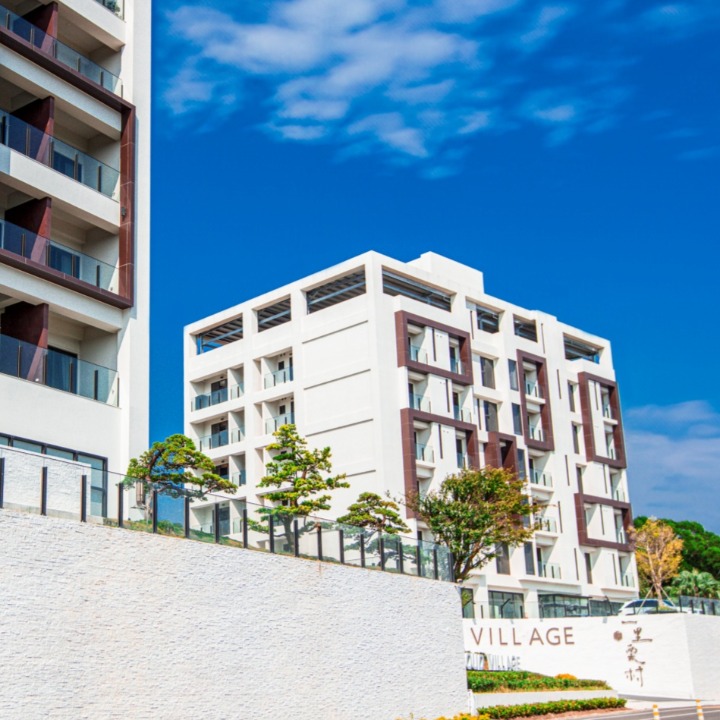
192, 383, 243, 411
621, 573, 635, 588
0, 218, 117, 292
0, 5, 122, 94
232, 470, 246, 486
95, 0, 124, 18
415, 443, 434, 463
537, 516, 558, 533
264, 367, 293, 389
612, 488, 627, 502
197, 430, 228, 452
456, 452, 468, 469
453, 407, 472, 423
409, 392, 430, 413
538, 562, 562, 579
530, 470, 553, 488
450, 357, 463, 374
409, 344, 428, 364
265, 412, 295, 434
0, 332, 118, 405
528, 426, 545, 442
616, 529, 627, 544
602, 405, 613, 419
607, 447, 617, 460
0, 111, 120, 199
525, 381, 543, 399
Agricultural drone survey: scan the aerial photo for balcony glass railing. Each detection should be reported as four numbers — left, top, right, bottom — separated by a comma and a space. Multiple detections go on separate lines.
0, 218, 117, 291
450, 357, 463, 374
616, 529, 627, 544
0, 111, 120, 199
409, 344, 427, 364
0, 333, 118, 405
537, 517, 558, 533
602, 405, 613, 419
95, 0, 124, 18
0, 5, 122, 93
607, 447, 617, 460
409, 393, 430, 413
265, 412, 295, 434
232, 470, 246, 486
453, 407, 471, 423
264, 367, 293, 389
192, 384, 243, 411
530, 470, 553, 488
621, 573, 635, 588
612, 488, 627, 502
538, 562, 562, 579
197, 430, 228, 451
415, 443, 434, 463
525, 381, 542, 398
456, 452, 468, 469
529, 426, 545, 442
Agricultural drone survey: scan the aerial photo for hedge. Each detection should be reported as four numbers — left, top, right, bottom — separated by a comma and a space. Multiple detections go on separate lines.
467, 671, 609, 693
476, 697, 627, 719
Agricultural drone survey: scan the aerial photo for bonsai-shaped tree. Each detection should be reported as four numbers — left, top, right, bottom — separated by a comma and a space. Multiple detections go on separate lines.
123, 434, 236, 507
338, 492, 410, 535
406, 466, 536, 583
256, 424, 349, 551
630, 517, 683, 601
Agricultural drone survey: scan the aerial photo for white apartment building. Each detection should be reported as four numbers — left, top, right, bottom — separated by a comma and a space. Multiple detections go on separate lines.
184, 252, 637, 617
0, 0, 150, 517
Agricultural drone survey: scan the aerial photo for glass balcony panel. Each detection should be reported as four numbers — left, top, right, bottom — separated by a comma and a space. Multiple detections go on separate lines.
525, 382, 542, 398
232, 470, 246, 486
409, 392, 430, 412
96, 0, 124, 18
265, 412, 295, 434
453, 407, 471, 423
530, 470, 553, 487
450, 357, 463, 374
415, 443, 434, 462
197, 430, 229, 451
409, 344, 427, 364
529, 426, 545, 442
0, 111, 120, 198
263, 367, 294, 388
538, 562, 562, 579
456, 452, 468, 468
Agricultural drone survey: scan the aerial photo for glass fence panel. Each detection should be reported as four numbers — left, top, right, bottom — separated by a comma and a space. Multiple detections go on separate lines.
294, 516, 318, 560
381, 534, 402, 573
339, 524, 364, 567
187, 500, 215, 543
116, 479, 152, 533
400, 537, 419, 577
156, 495, 184, 538
362, 530, 383, 570
418, 542, 437, 579
436, 546, 453, 582
319, 523, 342, 564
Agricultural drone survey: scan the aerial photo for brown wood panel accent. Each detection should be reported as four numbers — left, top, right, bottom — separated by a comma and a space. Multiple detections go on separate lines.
517, 350, 554, 452
12, 97, 55, 163
6, 196, 53, 245
395, 310, 474, 385
399, 408, 418, 519
573, 492, 632, 552
486, 431, 519, 473
1, 301, 49, 381
577, 372, 627, 469
22, 2, 58, 52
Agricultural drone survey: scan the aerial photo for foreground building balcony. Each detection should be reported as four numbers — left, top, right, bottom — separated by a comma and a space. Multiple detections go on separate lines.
0, 332, 118, 405
0, 4, 122, 94
191, 383, 243, 411
265, 412, 294, 434
0, 110, 120, 199
0, 218, 117, 292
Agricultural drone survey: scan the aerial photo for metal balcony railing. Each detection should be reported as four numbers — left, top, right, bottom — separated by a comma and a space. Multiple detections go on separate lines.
192, 383, 243, 411
525, 381, 543, 398
409, 344, 428, 364
538, 562, 562, 579
530, 470, 553, 488
409, 393, 430, 413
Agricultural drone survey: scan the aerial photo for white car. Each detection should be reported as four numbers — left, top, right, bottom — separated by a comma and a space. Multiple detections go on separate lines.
618, 598, 682, 615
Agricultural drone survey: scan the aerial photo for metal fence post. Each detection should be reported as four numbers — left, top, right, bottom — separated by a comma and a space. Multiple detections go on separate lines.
433, 547, 439, 580
293, 520, 300, 557
213, 503, 220, 544
339, 528, 345, 564
317, 524, 323, 562
0, 457, 5, 509
80, 474, 87, 522
151, 490, 158, 534
380, 536, 386, 571
40, 466, 48, 516
416, 543, 422, 577
117, 483, 124, 527
242, 508, 248, 548
397, 538, 404, 574
360, 531, 366, 568
448, 551, 456, 582
269, 515, 275, 553
184, 497, 190, 539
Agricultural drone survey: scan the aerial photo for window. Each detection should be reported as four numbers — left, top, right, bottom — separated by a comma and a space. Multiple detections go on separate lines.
517, 449, 527, 480
461, 588, 475, 619
564, 336, 601, 362
484, 401, 498, 432
449, 343, 462, 374
495, 542, 510, 574
488, 590, 524, 618
513, 316, 537, 342
584, 553, 594, 584
195, 315, 243, 353
508, 359, 519, 391
306, 269, 366, 313
382, 269, 452, 311
512, 404, 523, 435
568, 382, 576, 412
572, 424, 581, 454
475, 304, 500, 333
257, 297, 292, 332
524, 543, 535, 575
480, 357, 495, 388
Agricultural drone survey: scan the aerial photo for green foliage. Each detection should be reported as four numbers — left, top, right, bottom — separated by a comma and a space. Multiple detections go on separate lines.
406, 466, 536, 583
475, 698, 626, 719
669, 569, 720, 598
256, 424, 349, 521
338, 492, 410, 535
467, 671, 609, 693
635, 516, 720, 580
123, 434, 236, 501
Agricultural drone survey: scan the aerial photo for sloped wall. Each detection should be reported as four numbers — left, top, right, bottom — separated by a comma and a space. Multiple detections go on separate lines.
0, 511, 467, 720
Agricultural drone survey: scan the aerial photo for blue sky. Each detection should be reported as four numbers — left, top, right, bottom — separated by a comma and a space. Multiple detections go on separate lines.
150, 0, 720, 531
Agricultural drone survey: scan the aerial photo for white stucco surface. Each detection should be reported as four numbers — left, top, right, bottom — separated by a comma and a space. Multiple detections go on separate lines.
0, 510, 467, 720
464, 615, 720, 700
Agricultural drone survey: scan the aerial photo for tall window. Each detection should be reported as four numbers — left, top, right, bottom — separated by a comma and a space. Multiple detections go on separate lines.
495, 542, 511, 574
508, 359, 519, 391
484, 401, 499, 432
480, 357, 495, 388
512, 403, 523, 435
568, 382, 576, 412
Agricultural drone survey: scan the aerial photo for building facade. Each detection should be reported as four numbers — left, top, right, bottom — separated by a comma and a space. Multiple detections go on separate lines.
184, 252, 637, 615
0, 0, 150, 517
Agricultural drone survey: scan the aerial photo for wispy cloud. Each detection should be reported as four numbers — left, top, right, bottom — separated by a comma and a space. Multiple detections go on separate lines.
625, 401, 720, 533
158, 0, 718, 172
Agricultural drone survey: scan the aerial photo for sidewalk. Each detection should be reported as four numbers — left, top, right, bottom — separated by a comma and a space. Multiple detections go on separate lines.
624, 699, 720, 710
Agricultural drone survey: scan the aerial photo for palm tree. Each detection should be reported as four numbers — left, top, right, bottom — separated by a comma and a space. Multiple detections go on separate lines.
670, 569, 720, 598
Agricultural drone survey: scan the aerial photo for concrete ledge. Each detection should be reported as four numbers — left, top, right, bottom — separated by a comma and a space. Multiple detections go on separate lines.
475, 690, 619, 707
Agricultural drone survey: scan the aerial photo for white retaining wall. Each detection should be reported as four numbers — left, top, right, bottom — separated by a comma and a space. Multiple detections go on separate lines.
0, 510, 467, 720
465, 615, 720, 700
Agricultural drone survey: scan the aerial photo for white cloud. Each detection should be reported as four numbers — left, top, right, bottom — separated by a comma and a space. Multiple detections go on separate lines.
625, 401, 720, 533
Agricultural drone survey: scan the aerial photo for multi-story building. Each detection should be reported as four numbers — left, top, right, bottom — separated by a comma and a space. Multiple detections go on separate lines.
184, 252, 637, 615
0, 0, 150, 516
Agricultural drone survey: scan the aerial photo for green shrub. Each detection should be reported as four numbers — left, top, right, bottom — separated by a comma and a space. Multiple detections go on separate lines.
476, 697, 626, 719
467, 671, 609, 693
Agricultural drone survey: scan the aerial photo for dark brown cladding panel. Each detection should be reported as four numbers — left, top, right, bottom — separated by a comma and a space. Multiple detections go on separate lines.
577, 372, 627, 469
486, 432, 518, 474
395, 310, 474, 385
22, 2, 58, 40
5, 197, 53, 240
517, 350, 555, 452
574, 492, 632, 552
0, 28, 138, 309
1, 301, 48, 347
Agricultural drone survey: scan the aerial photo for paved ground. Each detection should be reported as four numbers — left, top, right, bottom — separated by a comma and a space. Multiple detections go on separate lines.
584, 705, 720, 720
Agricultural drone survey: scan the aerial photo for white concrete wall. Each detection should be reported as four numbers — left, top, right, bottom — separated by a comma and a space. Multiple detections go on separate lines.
0, 510, 467, 720
464, 616, 720, 700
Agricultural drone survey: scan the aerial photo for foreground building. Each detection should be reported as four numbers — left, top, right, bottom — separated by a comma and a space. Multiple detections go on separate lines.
0, 0, 150, 516
184, 252, 637, 616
